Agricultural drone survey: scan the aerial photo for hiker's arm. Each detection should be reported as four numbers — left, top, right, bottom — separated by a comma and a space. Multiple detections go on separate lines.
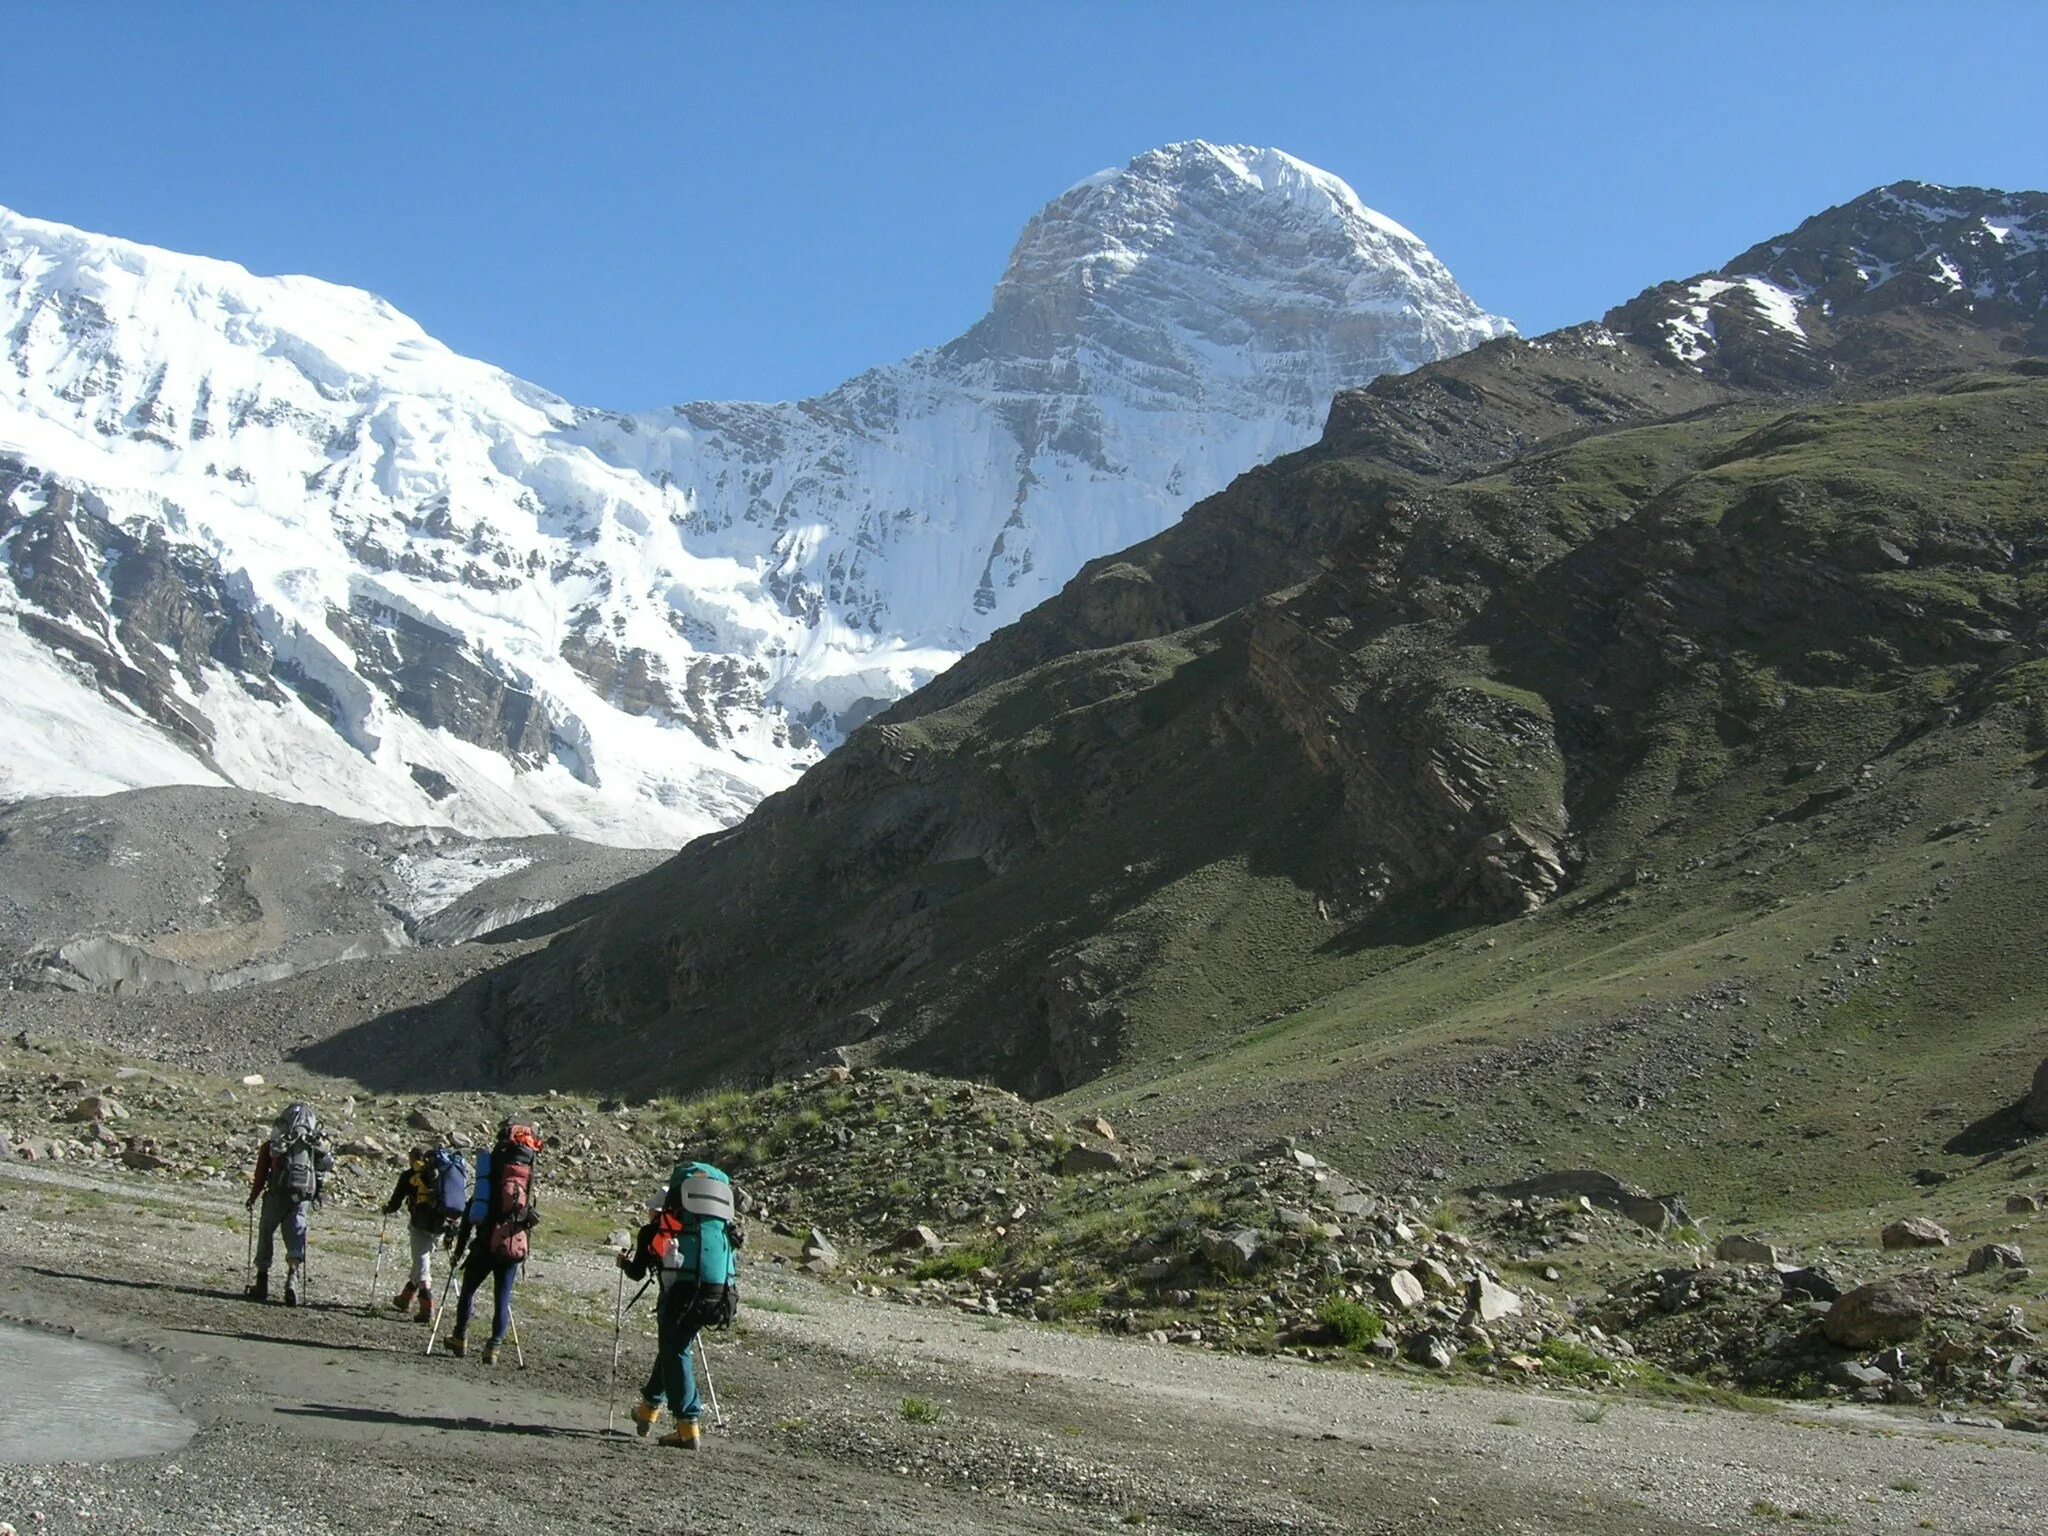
382, 1171, 409, 1215
246, 1143, 271, 1206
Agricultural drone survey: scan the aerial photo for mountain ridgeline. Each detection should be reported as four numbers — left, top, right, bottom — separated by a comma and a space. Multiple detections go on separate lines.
0, 142, 1504, 844
355, 181, 2048, 1217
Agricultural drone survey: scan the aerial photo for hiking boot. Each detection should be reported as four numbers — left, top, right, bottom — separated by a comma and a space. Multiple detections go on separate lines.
480, 1338, 501, 1366
657, 1417, 703, 1450
631, 1399, 662, 1438
246, 1271, 269, 1303
416, 1289, 435, 1325
283, 1265, 302, 1308
447, 1331, 467, 1358
391, 1282, 417, 1312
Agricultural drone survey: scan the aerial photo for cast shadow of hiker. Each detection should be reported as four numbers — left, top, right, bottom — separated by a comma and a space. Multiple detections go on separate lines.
279, 1404, 609, 1441
27, 1265, 249, 1305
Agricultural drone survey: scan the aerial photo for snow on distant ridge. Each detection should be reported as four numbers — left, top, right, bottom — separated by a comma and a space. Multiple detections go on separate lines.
0, 142, 1509, 845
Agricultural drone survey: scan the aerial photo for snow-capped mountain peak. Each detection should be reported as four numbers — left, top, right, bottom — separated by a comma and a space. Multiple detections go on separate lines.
0, 146, 1509, 845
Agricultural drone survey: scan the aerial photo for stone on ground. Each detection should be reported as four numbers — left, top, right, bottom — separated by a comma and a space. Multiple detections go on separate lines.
1963, 1242, 2024, 1276
1716, 1233, 1778, 1266
1200, 1227, 1262, 1277
1468, 1274, 1522, 1323
1824, 1275, 1935, 1347
1880, 1217, 1951, 1250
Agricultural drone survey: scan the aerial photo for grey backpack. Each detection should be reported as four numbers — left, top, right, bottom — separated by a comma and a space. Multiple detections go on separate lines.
272, 1104, 322, 1202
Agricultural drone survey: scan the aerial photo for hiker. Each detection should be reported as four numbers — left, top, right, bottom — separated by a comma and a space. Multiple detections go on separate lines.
382, 1144, 468, 1324
618, 1159, 742, 1449
446, 1119, 543, 1363
245, 1102, 333, 1305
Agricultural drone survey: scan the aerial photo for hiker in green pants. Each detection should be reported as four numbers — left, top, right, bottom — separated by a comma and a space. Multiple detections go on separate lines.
619, 1160, 741, 1449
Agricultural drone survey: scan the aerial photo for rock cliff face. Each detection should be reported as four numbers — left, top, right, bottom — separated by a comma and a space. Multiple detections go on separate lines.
431, 184, 2048, 1100
0, 142, 1506, 842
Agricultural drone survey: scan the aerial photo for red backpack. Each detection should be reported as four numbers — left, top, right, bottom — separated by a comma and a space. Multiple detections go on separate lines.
487, 1124, 544, 1262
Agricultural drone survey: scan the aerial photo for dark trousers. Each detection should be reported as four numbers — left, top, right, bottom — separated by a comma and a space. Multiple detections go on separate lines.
454, 1249, 519, 1342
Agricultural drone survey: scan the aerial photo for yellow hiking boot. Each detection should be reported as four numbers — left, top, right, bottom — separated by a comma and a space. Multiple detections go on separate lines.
631, 1400, 662, 1438
657, 1417, 703, 1450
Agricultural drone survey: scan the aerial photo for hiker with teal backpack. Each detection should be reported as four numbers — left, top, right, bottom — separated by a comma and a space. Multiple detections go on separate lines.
618, 1159, 742, 1449
446, 1119, 543, 1363
245, 1103, 333, 1306
382, 1144, 468, 1324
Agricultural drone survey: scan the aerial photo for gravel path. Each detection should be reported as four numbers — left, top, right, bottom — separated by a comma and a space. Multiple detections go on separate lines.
1, 1161, 2042, 1535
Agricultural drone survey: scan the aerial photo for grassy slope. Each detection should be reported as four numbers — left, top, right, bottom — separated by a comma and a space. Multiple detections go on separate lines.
1046, 375, 2048, 1224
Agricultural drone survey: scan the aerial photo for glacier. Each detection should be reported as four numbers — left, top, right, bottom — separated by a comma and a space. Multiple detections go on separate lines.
0, 141, 1510, 845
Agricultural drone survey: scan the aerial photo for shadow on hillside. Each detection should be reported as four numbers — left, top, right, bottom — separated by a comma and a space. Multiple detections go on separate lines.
1945, 1100, 2041, 1158
290, 965, 506, 1094
290, 860, 682, 1096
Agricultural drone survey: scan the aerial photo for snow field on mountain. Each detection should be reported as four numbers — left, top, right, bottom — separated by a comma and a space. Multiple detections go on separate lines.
0, 143, 1510, 842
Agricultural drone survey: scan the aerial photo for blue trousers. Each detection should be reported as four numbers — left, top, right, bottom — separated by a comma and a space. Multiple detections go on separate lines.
653, 1282, 711, 1421
454, 1250, 519, 1343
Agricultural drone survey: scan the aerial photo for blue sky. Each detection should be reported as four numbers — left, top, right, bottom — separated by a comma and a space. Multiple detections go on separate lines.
7, 3, 2044, 411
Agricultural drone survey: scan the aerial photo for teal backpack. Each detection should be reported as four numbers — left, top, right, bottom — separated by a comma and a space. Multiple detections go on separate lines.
660, 1161, 741, 1294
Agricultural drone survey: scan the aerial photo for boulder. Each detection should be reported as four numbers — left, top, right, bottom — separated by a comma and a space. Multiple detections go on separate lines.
1076, 1116, 1116, 1142
1376, 1269, 1425, 1311
1060, 1143, 1123, 1176
1483, 1170, 1688, 1231
65, 1094, 125, 1123
1963, 1242, 2025, 1276
1200, 1227, 1262, 1277
1404, 1331, 1455, 1370
1881, 1217, 1951, 1250
1273, 1206, 1317, 1232
2005, 1194, 2041, 1215
2023, 1057, 2048, 1134
1410, 1256, 1459, 1293
1468, 1274, 1523, 1324
406, 1107, 446, 1135
121, 1145, 173, 1172
1716, 1233, 1779, 1266
1777, 1265, 1845, 1303
1824, 1275, 1935, 1348
894, 1225, 944, 1254
1826, 1360, 1892, 1391
802, 1229, 840, 1272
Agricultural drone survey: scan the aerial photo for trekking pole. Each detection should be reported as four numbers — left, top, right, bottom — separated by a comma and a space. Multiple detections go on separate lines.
606, 1268, 626, 1434
509, 1311, 525, 1369
369, 1215, 389, 1310
695, 1335, 725, 1430
425, 1281, 449, 1356
244, 1206, 255, 1284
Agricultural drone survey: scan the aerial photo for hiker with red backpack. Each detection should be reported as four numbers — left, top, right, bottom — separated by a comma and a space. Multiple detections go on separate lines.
382, 1144, 469, 1324
446, 1119, 543, 1363
245, 1102, 333, 1306
617, 1159, 742, 1449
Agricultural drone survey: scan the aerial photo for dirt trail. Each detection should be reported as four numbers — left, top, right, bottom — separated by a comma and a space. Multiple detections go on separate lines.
0, 1162, 2042, 1535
